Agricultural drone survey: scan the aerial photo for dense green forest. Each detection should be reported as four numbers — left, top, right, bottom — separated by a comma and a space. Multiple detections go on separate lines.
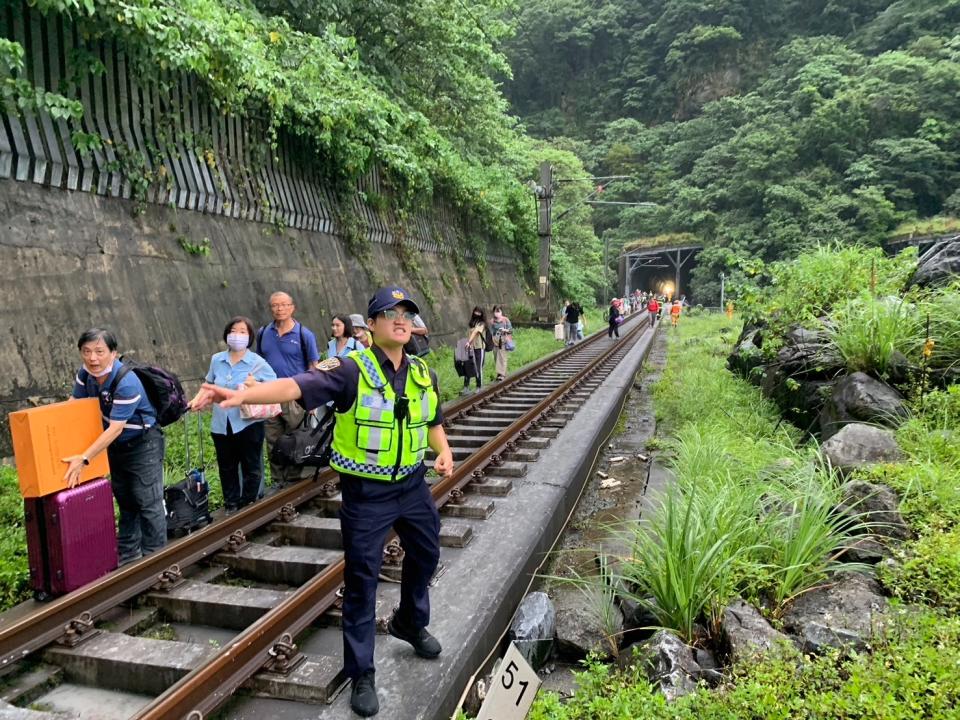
504, 0, 960, 300
7, 1, 960, 303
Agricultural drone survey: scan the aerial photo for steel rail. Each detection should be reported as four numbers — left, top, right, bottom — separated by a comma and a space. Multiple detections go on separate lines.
0, 315, 626, 670
132, 313, 650, 720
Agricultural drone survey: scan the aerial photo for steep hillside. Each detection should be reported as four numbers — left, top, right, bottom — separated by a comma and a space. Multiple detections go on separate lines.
504, 0, 960, 300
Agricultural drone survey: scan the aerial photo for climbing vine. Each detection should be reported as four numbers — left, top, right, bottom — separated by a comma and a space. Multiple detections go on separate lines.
391, 210, 436, 309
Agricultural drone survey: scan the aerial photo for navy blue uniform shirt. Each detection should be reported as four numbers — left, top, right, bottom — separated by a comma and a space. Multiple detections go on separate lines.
73, 360, 158, 443
293, 346, 443, 426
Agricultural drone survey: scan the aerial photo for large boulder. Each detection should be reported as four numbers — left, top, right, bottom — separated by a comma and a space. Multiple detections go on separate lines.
721, 599, 792, 663
509, 591, 556, 670
909, 237, 960, 287
552, 585, 622, 660
762, 366, 834, 432
777, 326, 843, 380
727, 322, 765, 377
835, 480, 911, 541
820, 372, 909, 438
821, 423, 903, 473
633, 630, 702, 701
781, 572, 888, 654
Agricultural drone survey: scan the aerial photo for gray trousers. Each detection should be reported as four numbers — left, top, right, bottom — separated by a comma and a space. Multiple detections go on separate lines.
108, 429, 166, 563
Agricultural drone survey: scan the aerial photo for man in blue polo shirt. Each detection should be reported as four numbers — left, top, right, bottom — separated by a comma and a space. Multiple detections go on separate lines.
256, 291, 321, 484
63, 328, 166, 565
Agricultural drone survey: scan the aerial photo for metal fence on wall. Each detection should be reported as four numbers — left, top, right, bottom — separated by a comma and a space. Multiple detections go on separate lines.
0, 2, 516, 264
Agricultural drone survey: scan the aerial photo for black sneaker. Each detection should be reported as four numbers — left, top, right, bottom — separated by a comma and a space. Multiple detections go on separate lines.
388, 616, 442, 659
350, 670, 379, 717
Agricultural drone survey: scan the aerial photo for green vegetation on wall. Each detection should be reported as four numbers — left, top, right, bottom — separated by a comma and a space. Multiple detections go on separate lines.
1, 0, 603, 302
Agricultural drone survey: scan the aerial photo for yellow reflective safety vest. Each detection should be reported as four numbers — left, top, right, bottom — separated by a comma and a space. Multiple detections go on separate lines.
330, 348, 438, 482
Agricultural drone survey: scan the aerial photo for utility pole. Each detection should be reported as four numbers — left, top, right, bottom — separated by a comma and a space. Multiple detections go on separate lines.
535, 162, 553, 323
719, 272, 725, 311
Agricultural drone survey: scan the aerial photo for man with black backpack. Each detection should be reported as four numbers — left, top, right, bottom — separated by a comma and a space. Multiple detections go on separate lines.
63, 328, 170, 564
256, 291, 321, 485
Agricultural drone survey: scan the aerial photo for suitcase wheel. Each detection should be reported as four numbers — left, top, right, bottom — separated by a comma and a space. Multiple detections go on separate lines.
33, 589, 53, 603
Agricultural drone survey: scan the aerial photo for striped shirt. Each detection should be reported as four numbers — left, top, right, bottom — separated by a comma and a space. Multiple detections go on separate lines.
72, 360, 158, 442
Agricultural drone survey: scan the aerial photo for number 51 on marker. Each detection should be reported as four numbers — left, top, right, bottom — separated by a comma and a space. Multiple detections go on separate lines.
476, 642, 542, 720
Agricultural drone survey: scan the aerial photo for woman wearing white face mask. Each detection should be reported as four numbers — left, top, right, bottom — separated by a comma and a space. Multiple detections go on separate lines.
65, 328, 166, 565
190, 316, 277, 511
490, 305, 513, 381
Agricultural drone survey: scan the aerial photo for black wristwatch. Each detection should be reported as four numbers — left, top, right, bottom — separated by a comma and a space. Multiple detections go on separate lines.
81, 455, 90, 466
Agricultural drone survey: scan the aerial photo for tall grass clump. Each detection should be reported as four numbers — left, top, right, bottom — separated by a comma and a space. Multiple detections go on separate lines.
922, 280, 960, 371
608, 314, 869, 642
828, 293, 924, 377
739, 243, 917, 329
621, 478, 765, 640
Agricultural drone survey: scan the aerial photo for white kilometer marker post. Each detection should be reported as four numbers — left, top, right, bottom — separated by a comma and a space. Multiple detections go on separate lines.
476, 642, 542, 720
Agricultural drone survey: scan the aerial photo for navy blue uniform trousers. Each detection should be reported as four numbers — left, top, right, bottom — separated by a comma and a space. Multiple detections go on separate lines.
339, 466, 441, 679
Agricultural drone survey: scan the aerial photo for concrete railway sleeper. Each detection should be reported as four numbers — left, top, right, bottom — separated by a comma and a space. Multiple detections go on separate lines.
0, 313, 653, 719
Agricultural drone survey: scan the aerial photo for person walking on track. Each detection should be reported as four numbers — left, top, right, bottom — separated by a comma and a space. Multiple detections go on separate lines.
194, 286, 454, 718
608, 299, 622, 338
255, 291, 321, 485
65, 328, 166, 565
647, 296, 660, 324
670, 299, 682, 327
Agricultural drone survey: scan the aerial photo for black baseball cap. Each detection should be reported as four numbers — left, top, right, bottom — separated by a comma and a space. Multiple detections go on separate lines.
367, 287, 421, 317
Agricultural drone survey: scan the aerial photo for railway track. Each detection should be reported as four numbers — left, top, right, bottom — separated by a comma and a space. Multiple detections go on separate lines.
0, 313, 652, 719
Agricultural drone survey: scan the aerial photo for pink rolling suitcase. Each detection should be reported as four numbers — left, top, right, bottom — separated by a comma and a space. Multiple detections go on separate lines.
24, 477, 118, 600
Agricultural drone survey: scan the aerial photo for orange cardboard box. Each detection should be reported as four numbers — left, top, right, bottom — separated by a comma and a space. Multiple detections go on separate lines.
10, 398, 110, 498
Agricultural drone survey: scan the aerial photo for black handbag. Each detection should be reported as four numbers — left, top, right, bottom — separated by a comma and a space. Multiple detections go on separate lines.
270, 406, 336, 468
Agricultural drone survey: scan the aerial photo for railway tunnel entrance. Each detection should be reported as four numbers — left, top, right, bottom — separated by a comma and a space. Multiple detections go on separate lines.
618, 237, 703, 302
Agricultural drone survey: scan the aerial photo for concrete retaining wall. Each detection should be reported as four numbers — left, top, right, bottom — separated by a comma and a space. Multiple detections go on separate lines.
0, 179, 529, 456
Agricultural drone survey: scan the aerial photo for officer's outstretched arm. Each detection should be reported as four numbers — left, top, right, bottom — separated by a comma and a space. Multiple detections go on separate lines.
198, 378, 301, 409
428, 425, 454, 479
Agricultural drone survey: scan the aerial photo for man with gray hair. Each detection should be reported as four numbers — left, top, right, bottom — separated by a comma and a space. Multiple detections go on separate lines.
255, 291, 321, 484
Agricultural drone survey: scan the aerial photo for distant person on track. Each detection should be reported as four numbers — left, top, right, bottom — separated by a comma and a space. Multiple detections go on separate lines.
671, 299, 682, 327
608, 299, 622, 339
65, 328, 165, 565
647, 296, 659, 324
491, 305, 513, 381
256, 291, 321, 485
328, 314, 363, 359
462, 306, 492, 394
189, 316, 277, 512
563, 300, 581, 345
193, 286, 454, 718
350, 313, 373, 349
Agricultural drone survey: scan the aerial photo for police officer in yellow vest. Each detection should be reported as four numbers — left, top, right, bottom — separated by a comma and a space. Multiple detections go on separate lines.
197, 287, 454, 717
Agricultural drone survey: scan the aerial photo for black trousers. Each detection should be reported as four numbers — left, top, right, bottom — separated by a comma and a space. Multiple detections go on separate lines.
212, 421, 265, 507
340, 467, 440, 678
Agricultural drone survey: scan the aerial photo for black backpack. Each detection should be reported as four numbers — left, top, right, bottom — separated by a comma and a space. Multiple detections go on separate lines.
270, 406, 336, 468
107, 361, 189, 427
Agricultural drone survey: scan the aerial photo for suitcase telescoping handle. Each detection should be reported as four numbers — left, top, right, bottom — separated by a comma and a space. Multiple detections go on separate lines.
181, 412, 205, 473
